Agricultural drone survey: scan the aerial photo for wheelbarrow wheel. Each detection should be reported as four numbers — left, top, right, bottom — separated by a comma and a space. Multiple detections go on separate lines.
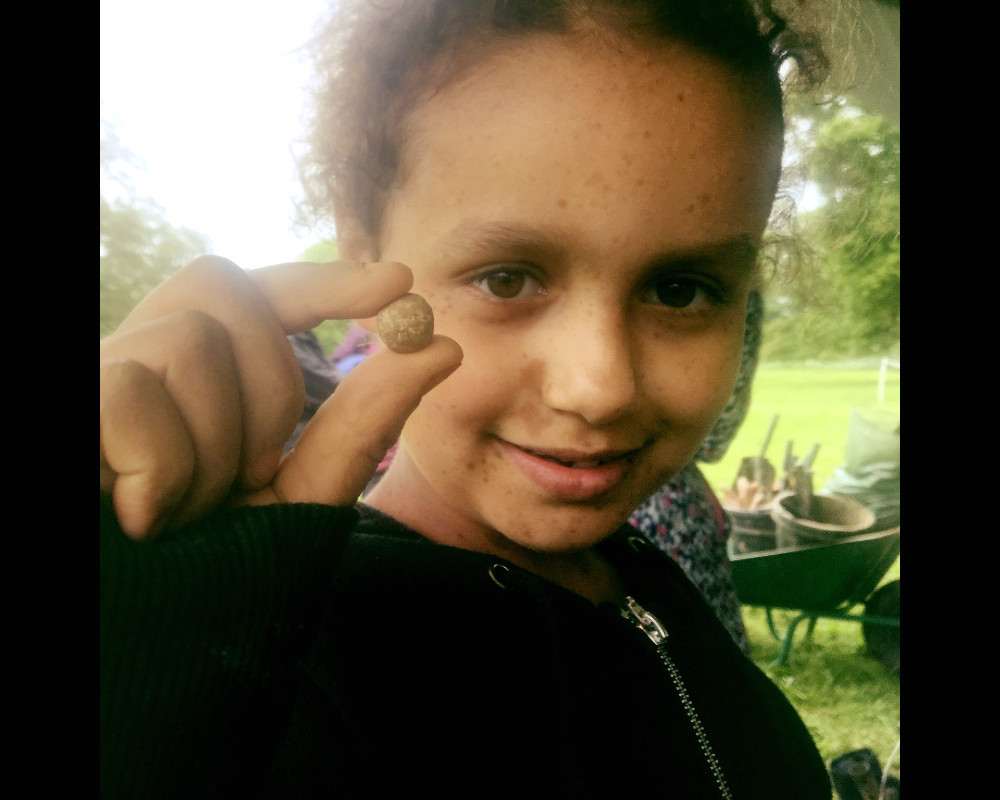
862, 579, 899, 676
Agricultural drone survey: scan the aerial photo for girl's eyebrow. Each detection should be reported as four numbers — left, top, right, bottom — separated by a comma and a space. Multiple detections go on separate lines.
647, 235, 761, 268
441, 219, 760, 267
440, 220, 568, 258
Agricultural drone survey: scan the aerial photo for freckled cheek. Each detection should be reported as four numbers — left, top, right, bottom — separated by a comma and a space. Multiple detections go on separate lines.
418, 305, 527, 411
640, 343, 741, 431
401, 351, 522, 493
423, 336, 523, 427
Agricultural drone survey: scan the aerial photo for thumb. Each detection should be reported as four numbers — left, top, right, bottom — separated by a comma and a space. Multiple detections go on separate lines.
239, 335, 462, 508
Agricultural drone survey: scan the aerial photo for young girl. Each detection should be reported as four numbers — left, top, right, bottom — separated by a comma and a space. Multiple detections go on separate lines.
100, 1, 832, 796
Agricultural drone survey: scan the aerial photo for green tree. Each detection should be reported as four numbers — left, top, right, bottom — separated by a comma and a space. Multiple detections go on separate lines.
100, 124, 211, 337
100, 129, 352, 353
808, 110, 899, 349
762, 101, 899, 361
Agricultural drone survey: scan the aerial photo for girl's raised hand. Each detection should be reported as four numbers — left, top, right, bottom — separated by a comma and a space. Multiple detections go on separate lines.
100, 255, 462, 540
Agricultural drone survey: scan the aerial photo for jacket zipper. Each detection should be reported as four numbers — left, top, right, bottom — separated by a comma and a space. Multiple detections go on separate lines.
621, 596, 733, 800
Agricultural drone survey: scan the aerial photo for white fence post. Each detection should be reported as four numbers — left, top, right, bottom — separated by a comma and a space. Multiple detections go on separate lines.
878, 357, 900, 403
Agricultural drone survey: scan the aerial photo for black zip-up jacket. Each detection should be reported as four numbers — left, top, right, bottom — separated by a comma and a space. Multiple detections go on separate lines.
100, 497, 832, 798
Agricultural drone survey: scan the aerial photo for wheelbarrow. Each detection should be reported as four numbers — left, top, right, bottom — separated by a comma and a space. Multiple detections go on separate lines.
728, 525, 900, 669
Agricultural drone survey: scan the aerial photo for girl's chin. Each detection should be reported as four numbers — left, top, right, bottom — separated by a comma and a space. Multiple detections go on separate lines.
485, 502, 634, 553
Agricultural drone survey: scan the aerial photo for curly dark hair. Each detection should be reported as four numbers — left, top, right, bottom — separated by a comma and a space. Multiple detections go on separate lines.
296, 0, 827, 260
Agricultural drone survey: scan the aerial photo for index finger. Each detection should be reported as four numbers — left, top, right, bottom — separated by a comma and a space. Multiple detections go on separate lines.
239, 259, 418, 485
247, 260, 415, 333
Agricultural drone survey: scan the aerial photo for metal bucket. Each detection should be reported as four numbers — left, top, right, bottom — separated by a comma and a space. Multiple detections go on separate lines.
726, 507, 777, 554
771, 491, 876, 549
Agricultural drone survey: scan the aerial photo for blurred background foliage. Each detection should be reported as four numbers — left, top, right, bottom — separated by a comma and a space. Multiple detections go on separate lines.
100, 125, 211, 338
762, 95, 899, 363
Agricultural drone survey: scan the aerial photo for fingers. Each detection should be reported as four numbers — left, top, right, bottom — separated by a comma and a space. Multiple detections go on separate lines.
101, 254, 432, 538
101, 311, 243, 539
242, 335, 463, 508
101, 358, 194, 539
111, 256, 414, 491
113, 256, 307, 487
248, 259, 414, 333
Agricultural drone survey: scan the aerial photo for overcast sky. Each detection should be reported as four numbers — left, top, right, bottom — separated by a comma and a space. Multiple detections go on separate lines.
100, 0, 334, 269
102, 0, 877, 269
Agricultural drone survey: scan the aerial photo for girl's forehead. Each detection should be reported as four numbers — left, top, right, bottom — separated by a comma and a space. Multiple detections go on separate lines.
413, 31, 771, 127
387, 34, 780, 250
402, 33, 780, 182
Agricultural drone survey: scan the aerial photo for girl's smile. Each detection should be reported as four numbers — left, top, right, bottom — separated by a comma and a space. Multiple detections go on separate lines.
360, 31, 781, 564
493, 436, 645, 502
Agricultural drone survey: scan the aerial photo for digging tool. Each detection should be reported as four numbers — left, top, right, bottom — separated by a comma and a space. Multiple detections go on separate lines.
735, 413, 779, 500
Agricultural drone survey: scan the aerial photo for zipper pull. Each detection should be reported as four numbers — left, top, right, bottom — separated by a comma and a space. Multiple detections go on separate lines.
621, 595, 668, 645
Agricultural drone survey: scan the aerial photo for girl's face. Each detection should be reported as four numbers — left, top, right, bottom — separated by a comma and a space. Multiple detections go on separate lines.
364, 34, 781, 558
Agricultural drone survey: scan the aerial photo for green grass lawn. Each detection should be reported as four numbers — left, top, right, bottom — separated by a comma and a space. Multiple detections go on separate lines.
700, 364, 900, 496
741, 583, 901, 779
704, 363, 901, 782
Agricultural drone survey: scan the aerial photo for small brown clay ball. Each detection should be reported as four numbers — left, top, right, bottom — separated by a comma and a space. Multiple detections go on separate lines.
375, 293, 435, 353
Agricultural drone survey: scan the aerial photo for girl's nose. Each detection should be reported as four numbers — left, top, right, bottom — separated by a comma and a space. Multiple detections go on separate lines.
539, 303, 637, 425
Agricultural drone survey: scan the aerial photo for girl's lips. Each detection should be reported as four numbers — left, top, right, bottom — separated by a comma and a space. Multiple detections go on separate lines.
495, 439, 635, 501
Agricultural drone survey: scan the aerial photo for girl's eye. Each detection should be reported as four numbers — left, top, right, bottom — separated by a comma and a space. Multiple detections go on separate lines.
643, 278, 714, 310
470, 268, 543, 299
